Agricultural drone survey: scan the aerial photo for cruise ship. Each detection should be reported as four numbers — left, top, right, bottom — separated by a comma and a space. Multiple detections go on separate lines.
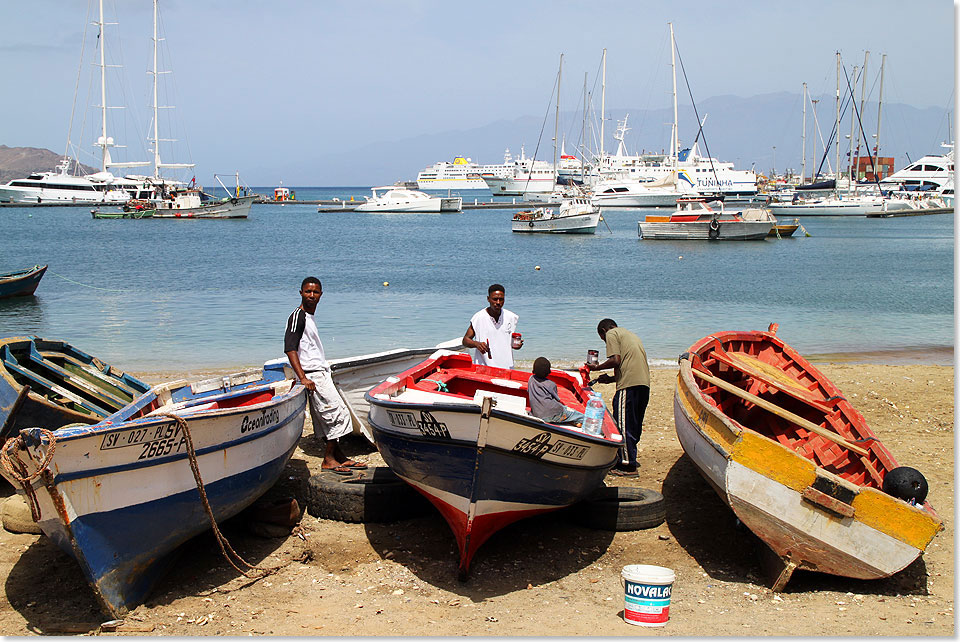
416, 157, 488, 190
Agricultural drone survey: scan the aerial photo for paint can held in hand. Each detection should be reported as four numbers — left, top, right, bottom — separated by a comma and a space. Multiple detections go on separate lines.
511, 332, 522, 349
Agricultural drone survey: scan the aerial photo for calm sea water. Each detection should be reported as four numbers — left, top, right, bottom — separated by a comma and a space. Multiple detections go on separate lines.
0, 186, 954, 373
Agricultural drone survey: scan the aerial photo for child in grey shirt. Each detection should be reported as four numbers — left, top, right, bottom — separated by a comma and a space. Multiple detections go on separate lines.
527, 357, 585, 426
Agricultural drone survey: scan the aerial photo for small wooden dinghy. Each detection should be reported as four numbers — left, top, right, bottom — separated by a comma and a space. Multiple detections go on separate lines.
0, 265, 47, 299
366, 350, 622, 578
0, 336, 150, 443
0, 361, 306, 617
674, 324, 941, 589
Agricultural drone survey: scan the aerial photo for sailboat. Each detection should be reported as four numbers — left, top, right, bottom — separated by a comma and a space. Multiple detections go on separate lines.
767, 53, 884, 217
0, 1, 155, 205
95, 0, 255, 219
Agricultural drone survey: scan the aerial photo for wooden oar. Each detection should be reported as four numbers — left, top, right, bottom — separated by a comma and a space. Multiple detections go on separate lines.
691, 368, 868, 457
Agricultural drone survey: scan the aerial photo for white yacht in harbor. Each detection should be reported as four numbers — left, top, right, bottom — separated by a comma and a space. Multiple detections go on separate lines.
480, 147, 557, 196
879, 145, 954, 193
353, 186, 462, 213
416, 157, 487, 190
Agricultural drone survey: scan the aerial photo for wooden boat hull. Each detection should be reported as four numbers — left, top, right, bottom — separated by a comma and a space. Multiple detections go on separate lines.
674, 328, 941, 588
91, 209, 155, 219
512, 212, 600, 233
366, 351, 622, 576
638, 219, 772, 240
0, 265, 47, 299
0, 363, 306, 617
151, 195, 255, 218
0, 336, 150, 443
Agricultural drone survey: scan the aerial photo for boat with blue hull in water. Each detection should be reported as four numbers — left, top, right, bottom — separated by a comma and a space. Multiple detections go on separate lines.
0, 265, 47, 299
0, 359, 306, 617
365, 350, 623, 578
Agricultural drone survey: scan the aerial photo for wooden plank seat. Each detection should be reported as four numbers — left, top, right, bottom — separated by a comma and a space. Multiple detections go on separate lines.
39, 350, 139, 402
23, 345, 129, 409
1, 352, 112, 417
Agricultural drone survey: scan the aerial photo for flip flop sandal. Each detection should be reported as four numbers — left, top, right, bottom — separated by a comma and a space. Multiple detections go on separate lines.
341, 460, 368, 469
322, 465, 354, 476
609, 468, 639, 478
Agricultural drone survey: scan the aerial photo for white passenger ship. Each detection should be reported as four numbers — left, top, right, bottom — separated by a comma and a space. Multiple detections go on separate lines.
416, 157, 488, 190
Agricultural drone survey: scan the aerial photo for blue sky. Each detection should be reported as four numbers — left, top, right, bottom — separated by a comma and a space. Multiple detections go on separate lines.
1, 1, 956, 185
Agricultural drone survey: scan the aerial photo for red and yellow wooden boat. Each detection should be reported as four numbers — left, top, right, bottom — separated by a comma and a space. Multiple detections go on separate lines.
674, 324, 942, 589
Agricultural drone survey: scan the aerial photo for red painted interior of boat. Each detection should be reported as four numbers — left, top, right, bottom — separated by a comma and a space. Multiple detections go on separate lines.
690, 332, 897, 490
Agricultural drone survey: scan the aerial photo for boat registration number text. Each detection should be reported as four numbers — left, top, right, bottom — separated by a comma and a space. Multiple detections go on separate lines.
513, 432, 588, 460
100, 422, 187, 461
385, 410, 451, 439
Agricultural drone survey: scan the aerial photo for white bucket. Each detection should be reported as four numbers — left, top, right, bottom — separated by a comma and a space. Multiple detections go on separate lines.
621, 564, 675, 627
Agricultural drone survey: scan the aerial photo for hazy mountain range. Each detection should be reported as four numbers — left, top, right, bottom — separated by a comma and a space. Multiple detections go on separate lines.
251, 92, 952, 186
4, 93, 952, 186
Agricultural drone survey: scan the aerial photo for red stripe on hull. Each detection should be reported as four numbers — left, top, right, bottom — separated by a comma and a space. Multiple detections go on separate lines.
410, 485, 557, 575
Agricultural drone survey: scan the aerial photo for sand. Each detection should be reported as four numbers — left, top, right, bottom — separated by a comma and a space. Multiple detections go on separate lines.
0, 362, 953, 636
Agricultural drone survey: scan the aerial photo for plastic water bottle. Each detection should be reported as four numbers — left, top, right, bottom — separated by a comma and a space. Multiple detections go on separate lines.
583, 392, 605, 436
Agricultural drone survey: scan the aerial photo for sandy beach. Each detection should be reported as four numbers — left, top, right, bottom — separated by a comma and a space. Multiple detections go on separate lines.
0, 361, 952, 636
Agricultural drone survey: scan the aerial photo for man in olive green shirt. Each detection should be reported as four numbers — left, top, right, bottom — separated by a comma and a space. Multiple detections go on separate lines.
584, 318, 650, 476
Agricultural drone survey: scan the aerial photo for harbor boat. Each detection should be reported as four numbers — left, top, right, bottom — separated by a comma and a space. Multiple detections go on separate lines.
674, 325, 942, 589
765, 192, 884, 217
416, 157, 488, 191
511, 195, 601, 233
481, 159, 557, 196
353, 186, 462, 213
0, 360, 307, 617
768, 218, 802, 237
863, 193, 951, 217
879, 145, 954, 193
0, 159, 140, 205
90, 201, 155, 219
0, 265, 47, 299
591, 173, 698, 208
151, 186, 255, 219
365, 350, 623, 577
0, 336, 150, 446
638, 197, 775, 240
269, 338, 466, 443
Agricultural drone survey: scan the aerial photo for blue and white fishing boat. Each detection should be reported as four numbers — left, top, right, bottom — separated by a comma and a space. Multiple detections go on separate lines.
0, 265, 47, 299
0, 360, 306, 617
365, 350, 622, 578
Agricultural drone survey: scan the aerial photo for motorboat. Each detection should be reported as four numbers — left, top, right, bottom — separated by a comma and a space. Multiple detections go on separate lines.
353, 186, 461, 213
512, 196, 601, 233
591, 172, 698, 208
674, 324, 942, 589
0, 159, 139, 205
0, 360, 306, 617
765, 192, 885, 217
365, 350, 622, 577
879, 145, 954, 193
151, 188, 255, 218
638, 197, 775, 240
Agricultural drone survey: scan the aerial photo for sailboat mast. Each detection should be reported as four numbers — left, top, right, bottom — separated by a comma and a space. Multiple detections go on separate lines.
581, 71, 587, 182
152, 0, 160, 179
600, 49, 606, 159
835, 52, 841, 195
554, 54, 561, 189
670, 22, 678, 169
854, 52, 869, 184
97, 0, 109, 172
802, 82, 807, 184
847, 65, 858, 187
875, 53, 886, 160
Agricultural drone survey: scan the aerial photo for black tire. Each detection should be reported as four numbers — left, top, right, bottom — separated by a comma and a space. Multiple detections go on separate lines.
306, 466, 431, 523
2, 495, 42, 535
567, 485, 665, 531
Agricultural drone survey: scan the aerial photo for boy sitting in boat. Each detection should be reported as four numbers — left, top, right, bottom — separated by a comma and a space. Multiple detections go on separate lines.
527, 357, 584, 426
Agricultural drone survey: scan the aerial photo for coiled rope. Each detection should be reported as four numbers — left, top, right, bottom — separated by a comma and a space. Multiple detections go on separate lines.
156, 413, 282, 579
0, 428, 57, 522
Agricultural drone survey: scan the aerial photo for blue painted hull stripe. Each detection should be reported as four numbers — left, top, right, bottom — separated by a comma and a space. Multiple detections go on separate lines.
66, 441, 299, 615
53, 397, 306, 484
374, 427, 611, 507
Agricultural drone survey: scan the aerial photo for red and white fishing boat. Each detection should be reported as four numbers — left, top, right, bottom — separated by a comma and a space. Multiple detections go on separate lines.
674, 325, 942, 589
365, 350, 622, 578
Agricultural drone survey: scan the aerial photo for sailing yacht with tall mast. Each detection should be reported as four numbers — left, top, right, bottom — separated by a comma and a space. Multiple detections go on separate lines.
0, 0, 153, 204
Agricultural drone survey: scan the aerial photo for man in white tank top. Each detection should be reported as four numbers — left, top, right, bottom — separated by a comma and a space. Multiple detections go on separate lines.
284, 277, 366, 474
462, 283, 523, 369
